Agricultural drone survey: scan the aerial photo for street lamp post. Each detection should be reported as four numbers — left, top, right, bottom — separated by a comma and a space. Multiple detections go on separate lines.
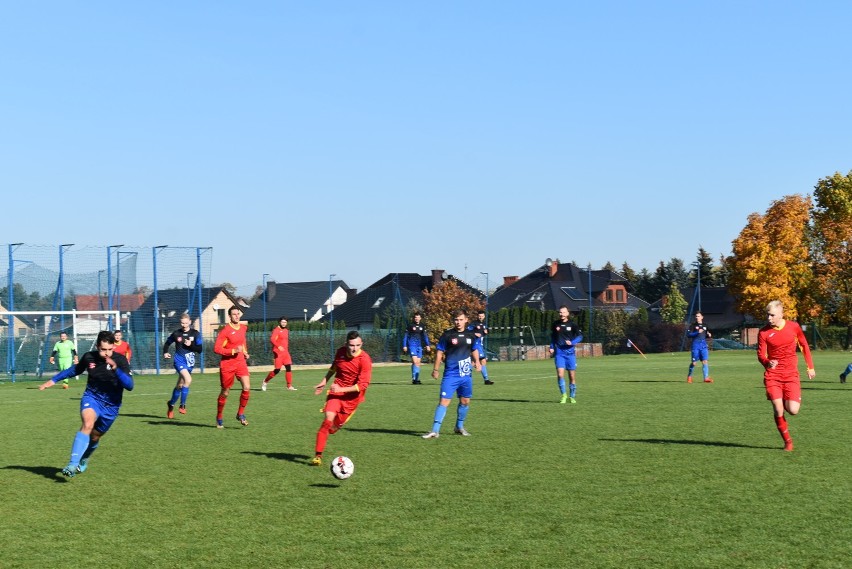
588, 263, 594, 343
262, 273, 269, 353
480, 272, 489, 353
329, 273, 336, 361
187, 273, 194, 313
694, 262, 702, 313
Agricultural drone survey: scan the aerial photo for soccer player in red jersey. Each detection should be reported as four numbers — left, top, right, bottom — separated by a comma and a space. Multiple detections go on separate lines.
213, 306, 252, 428
757, 300, 816, 451
310, 331, 372, 466
112, 329, 132, 362
262, 317, 295, 391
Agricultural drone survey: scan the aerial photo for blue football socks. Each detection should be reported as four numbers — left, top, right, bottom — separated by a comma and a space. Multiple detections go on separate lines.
456, 403, 469, 429
558, 378, 566, 394
180, 386, 189, 406
169, 387, 180, 406
69, 431, 90, 468
431, 404, 448, 433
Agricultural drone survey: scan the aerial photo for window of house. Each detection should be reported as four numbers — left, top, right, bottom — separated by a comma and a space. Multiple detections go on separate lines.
529, 292, 544, 301
371, 297, 385, 309
217, 309, 226, 325
560, 287, 586, 300
616, 289, 624, 302
605, 290, 613, 302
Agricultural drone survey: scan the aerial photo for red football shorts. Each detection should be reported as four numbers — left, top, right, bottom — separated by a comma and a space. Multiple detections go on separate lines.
764, 378, 801, 403
220, 358, 250, 389
323, 393, 363, 418
273, 350, 292, 367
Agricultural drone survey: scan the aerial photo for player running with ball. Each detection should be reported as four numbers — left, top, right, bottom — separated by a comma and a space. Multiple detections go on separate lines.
39, 330, 133, 477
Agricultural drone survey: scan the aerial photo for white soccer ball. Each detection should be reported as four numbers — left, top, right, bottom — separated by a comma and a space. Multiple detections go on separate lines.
330, 456, 354, 480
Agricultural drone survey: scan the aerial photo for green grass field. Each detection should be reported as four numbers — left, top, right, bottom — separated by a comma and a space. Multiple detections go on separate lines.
2, 351, 850, 568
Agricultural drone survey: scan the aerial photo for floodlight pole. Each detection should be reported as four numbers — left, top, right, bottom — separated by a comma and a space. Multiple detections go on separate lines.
152, 245, 167, 375
7, 243, 22, 381
196, 247, 212, 372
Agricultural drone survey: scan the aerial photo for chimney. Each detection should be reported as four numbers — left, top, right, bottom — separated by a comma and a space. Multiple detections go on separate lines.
503, 276, 519, 287
267, 280, 277, 301
431, 269, 446, 287
549, 261, 558, 278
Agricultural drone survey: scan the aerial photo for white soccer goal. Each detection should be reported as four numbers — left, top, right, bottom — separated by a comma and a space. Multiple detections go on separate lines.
1, 310, 120, 382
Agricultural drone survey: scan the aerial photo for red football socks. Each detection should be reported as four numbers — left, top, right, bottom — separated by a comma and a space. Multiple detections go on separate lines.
774, 415, 792, 443
316, 419, 334, 454
238, 390, 250, 415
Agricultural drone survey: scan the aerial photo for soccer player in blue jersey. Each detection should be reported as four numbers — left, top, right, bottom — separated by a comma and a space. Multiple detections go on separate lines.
549, 305, 583, 404
402, 312, 431, 384
469, 309, 493, 385
163, 313, 203, 418
38, 330, 133, 478
686, 311, 713, 383
839, 363, 851, 384
422, 309, 481, 438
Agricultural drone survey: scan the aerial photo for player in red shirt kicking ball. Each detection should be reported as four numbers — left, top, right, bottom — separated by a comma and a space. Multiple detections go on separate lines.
757, 300, 816, 452
310, 331, 372, 466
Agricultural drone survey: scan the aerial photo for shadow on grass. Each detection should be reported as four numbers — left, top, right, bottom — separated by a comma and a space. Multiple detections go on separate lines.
619, 380, 685, 383
123, 412, 167, 420
242, 451, 311, 464
345, 427, 424, 436
599, 437, 777, 450
3, 464, 69, 482
474, 397, 543, 404
309, 483, 343, 488
144, 419, 218, 428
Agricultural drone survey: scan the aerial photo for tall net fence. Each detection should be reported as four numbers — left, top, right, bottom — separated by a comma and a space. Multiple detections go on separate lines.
2, 244, 211, 381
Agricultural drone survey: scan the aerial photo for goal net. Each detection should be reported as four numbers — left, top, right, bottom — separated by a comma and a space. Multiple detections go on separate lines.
1, 310, 120, 382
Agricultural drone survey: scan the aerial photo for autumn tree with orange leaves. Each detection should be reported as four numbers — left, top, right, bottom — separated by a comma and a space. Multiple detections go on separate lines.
421, 279, 485, 340
726, 194, 813, 320
810, 171, 852, 347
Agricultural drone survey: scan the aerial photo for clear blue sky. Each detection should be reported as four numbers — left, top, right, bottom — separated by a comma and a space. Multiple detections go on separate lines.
3, 1, 850, 296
